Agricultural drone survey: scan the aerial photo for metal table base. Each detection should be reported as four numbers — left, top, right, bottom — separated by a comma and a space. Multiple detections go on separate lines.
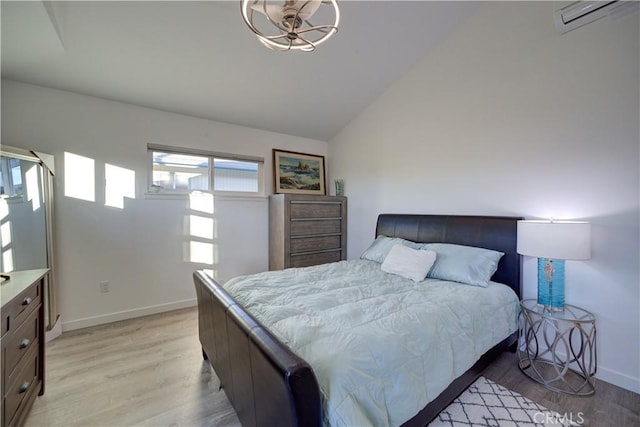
517, 300, 596, 396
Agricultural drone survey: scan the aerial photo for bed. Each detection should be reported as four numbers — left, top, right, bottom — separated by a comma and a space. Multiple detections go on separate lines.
194, 214, 522, 427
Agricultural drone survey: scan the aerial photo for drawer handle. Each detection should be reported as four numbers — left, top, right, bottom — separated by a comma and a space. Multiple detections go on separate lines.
22, 297, 32, 306
19, 381, 30, 394
19, 338, 30, 349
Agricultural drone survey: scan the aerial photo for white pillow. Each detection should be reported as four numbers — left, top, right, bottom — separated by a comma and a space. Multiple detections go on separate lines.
381, 244, 437, 282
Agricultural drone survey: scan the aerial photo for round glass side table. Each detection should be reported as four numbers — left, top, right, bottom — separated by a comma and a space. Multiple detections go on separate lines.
518, 299, 596, 396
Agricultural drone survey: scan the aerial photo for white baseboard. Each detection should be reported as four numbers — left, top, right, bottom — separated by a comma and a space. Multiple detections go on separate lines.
61, 299, 197, 332
596, 366, 640, 394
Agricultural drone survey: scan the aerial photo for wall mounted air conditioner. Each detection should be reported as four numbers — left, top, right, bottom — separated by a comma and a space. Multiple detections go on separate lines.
554, 1, 637, 34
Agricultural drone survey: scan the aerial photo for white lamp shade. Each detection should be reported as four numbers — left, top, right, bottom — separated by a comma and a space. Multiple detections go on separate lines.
517, 220, 591, 260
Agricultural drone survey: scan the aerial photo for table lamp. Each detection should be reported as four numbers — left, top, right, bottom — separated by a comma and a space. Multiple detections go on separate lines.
517, 220, 591, 311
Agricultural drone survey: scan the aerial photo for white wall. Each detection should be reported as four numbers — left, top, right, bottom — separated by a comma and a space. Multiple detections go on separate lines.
329, 3, 639, 393
1, 79, 328, 330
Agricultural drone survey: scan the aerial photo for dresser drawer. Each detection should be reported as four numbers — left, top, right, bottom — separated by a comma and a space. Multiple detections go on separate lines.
2, 311, 7, 339
290, 235, 341, 254
290, 202, 342, 219
2, 284, 40, 337
4, 307, 40, 387
290, 219, 342, 236
4, 345, 40, 427
0, 270, 47, 427
270, 194, 346, 271
290, 250, 342, 268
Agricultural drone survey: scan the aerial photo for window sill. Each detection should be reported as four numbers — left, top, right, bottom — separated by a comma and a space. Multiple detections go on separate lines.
144, 191, 189, 200
144, 191, 267, 202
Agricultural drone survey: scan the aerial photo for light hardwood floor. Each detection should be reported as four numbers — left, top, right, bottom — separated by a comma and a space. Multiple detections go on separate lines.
26, 308, 240, 427
25, 307, 639, 427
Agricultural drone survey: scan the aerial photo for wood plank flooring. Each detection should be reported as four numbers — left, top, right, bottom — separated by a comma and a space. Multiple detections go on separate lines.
26, 307, 240, 427
25, 307, 639, 427
483, 353, 640, 427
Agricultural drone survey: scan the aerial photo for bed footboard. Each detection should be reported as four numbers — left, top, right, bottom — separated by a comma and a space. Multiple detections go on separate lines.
194, 270, 322, 427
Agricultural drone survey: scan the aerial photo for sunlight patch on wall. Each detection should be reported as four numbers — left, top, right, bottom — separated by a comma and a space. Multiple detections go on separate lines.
105, 163, 135, 209
64, 152, 95, 202
190, 241, 217, 265
0, 198, 8, 221
25, 164, 42, 211
186, 191, 218, 271
0, 198, 10, 273
2, 248, 13, 272
0, 222, 12, 248
189, 191, 214, 214
190, 215, 214, 240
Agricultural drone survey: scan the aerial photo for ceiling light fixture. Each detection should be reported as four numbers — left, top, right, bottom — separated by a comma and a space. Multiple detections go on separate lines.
241, 0, 340, 52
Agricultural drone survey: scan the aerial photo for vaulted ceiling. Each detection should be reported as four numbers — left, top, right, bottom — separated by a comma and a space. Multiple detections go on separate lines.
1, 1, 482, 141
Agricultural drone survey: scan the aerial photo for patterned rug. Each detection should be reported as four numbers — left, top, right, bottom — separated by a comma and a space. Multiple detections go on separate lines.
429, 377, 573, 427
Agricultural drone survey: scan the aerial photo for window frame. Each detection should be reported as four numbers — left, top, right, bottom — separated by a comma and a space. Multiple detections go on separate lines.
147, 144, 265, 197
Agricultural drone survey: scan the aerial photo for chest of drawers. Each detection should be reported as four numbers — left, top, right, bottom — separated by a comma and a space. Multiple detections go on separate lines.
1, 269, 47, 427
269, 194, 347, 270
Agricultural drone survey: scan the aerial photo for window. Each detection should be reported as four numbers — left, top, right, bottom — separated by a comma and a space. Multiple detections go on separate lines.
151, 151, 208, 192
148, 145, 263, 195
0, 157, 24, 198
213, 159, 259, 192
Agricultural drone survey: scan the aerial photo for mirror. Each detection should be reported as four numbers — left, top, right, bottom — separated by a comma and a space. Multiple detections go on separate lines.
0, 145, 58, 333
0, 154, 48, 273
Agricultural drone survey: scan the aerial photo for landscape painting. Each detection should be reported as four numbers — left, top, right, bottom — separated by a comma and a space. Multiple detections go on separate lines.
273, 149, 326, 195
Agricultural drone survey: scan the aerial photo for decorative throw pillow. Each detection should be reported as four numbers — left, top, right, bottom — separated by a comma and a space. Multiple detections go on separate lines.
421, 243, 504, 287
360, 235, 422, 264
381, 244, 437, 282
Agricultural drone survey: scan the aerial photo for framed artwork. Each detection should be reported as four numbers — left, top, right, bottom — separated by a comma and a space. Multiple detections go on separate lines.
273, 149, 326, 195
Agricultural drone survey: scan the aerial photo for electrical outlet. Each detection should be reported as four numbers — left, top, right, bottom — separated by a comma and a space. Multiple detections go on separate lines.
99, 281, 110, 293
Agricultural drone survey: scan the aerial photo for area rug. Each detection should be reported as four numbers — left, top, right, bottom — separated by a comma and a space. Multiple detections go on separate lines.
429, 376, 573, 427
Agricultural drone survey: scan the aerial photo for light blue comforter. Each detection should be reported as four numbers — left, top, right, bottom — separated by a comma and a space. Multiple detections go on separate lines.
224, 260, 519, 427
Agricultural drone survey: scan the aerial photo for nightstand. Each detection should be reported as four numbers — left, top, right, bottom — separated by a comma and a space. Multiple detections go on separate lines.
517, 299, 596, 396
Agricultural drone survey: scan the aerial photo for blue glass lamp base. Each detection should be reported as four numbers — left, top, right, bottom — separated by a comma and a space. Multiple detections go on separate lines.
537, 258, 565, 311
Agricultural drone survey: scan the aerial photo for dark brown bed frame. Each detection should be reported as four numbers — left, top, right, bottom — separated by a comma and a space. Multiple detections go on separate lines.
194, 214, 522, 427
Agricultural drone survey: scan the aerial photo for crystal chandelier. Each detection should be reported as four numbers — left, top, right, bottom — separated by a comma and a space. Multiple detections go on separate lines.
241, 0, 340, 52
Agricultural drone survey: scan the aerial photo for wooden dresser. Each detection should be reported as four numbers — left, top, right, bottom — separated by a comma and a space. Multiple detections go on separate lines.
269, 194, 347, 270
1, 269, 47, 427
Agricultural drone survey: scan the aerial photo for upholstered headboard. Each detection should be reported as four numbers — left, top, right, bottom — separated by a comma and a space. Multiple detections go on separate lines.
376, 214, 522, 298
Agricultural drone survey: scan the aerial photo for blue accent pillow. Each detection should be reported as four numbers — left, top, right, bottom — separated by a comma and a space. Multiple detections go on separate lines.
360, 235, 421, 264
421, 243, 504, 287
